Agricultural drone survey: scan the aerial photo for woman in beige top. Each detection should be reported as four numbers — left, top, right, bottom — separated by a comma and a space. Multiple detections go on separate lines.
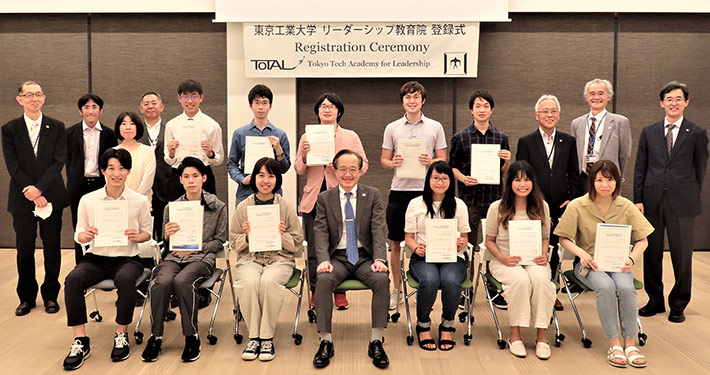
114, 112, 156, 200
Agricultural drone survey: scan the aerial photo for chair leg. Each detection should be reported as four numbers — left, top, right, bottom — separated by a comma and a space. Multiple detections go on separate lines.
561, 273, 592, 348
134, 287, 149, 344
206, 271, 226, 345
464, 288, 472, 346
481, 271, 505, 349
637, 317, 647, 346
402, 271, 414, 346
292, 271, 305, 345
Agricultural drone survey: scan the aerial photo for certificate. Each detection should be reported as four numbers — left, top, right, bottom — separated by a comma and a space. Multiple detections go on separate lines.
247, 205, 282, 252
176, 121, 202, 160
594, 223, 632, 272
470, 144, 500, 185
425, 219, 457, 263
94, 200, 128, 247
396, 139, 427, 179
305, 124, 334, 166
244, 136, 273, 175
169, 201, 203, 252
509, 220, 542, 265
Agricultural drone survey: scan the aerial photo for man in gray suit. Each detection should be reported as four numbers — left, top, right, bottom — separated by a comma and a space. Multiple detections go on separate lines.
312, 149, 390, 369
571, 78, 632, 189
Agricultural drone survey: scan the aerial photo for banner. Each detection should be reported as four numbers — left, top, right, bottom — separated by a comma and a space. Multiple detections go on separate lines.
243, 22, 479, 78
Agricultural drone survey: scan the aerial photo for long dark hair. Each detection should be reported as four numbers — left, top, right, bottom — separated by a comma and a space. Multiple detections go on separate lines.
498, 160, 545, 229
423, 161, 456, 219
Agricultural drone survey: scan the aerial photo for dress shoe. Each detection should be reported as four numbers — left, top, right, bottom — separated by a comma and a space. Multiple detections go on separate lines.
368, 339, 389, 369
668, 309, 686, 323
638, 302, 665, 317
15, 301, 36, 316
313, 340, 334, 368
44, 300, 60, 314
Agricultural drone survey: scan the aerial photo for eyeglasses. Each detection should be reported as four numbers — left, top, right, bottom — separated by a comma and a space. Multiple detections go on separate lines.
319, 104, 336, 111
430, 176, 450, 183
252, 100, 270, 106
663, 97, 685, 104
18, 93, 44, 99
537, 109, 559, 116
179, 94, 201, 102
336, 167, 359, 174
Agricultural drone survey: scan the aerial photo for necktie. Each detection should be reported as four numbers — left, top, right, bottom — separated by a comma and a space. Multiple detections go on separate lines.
586, 117, 596, 175
666, 124, 675, 157
29, 122, 40, 156
344, 192, 358, 265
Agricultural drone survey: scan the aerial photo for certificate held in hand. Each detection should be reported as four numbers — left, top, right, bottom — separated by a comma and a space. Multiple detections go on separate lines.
470, 144, 500, 185
594, 223, 632, 272
425, 218, 457, 263
396, 139, 427, 179
169, 200, 203, 252
94, 200, 129, 248
247, 205, 282, 252
176, 121, 202, 160
305, 124, 334, 166
509, 220, 542, 265
244, 136, 274, 175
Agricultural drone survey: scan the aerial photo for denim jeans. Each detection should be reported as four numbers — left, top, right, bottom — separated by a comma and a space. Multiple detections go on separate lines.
574, 263, 638, 339
409, 254, 467, 324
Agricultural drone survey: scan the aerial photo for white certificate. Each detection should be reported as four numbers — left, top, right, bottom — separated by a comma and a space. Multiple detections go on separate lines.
509, 220, 542, 265
94, 200, 128, 248
425, 219, 457, 263
396, 139, 427, 179
594, 223, 632, 272
247, 205, 282, 252
176, 121, 202, 160
305, 124, 335, 166
470, 144, 500, 185
169, 201, 203, 252
244, 136, 274, 175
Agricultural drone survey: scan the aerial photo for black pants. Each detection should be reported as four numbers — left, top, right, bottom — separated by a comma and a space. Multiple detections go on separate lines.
167, 165, 216, 202
70, 177, 105, 264
152, 195, 168, 241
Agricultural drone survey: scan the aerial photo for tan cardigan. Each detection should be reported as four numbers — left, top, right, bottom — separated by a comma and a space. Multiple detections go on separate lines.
231, 194, 303, 265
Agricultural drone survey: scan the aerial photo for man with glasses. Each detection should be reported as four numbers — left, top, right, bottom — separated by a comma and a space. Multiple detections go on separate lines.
228, 84, 290, 205
312, 149, 390, 369
66, 93, 118, 264
164, 79, 224, 201
634, 81, 708, 323
2, 81, 69, 316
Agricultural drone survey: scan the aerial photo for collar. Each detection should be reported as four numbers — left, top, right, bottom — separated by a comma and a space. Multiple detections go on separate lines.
82, 120, 103, 131
144, 118, 162, 129
588, 109, 607, 121
184, 110, 202, 120
339, 184, 358, 198
664, 116, 684, 128
471, 122, 491, 136
538, 127, 556, 141
23, 112, 43, 126
403, 113, 425, 126
179, 191, 215, 210
99, 185, 128, 200
250, 120, 272, 131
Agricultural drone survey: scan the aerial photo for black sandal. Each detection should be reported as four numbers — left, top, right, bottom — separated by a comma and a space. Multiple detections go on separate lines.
416, 325, 437, 351
438, 324, 456, 351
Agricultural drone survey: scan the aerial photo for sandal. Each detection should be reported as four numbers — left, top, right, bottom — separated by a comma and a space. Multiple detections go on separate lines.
624, 346, 647, 368
415, 325, 436, 351
438, 324, 456, 351
607, 346, 627, 368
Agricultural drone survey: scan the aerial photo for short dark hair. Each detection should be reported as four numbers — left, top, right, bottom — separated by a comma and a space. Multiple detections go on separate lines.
313, 92, 345, 123
248, 84, 273, 104
177, 79, 203, 96
332, 149, 363, 169
18, 81, 41, 94
178, 156, 207, 176
250, 157, 283, 194
99, 148, 132, 171
77, 93, 104, 110
659, 81, 689, 101
399, 81, 427, 101
587, 160, 622, 200
140, 91, 162, 102
469, 90, 495, 109
114, 111, 145, 141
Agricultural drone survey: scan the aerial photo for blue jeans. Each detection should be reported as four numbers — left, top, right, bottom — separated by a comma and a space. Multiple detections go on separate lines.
574, 263, 638, 339
409, 254, 467, 324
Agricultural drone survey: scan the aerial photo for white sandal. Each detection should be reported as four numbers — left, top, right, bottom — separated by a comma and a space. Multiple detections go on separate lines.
607, 346, 627, 368
624, 346, 647, 368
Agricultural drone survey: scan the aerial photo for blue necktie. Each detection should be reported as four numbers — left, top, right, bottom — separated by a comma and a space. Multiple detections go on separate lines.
345, 192, 359, 265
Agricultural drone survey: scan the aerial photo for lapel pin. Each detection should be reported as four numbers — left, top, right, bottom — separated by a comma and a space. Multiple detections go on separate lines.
686, 129, 690, 132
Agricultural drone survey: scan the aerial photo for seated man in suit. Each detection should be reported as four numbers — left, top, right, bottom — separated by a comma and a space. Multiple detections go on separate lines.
312, 149, 390, 369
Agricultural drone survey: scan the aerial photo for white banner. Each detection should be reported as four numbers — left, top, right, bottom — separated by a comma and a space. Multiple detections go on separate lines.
243, 22, 479, 78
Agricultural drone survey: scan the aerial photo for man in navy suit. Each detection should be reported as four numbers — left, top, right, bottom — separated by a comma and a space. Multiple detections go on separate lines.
2, 81, 69, 316
634, 81, 709, 323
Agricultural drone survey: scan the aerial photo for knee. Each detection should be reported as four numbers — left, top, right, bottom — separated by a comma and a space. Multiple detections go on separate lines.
317, 273, 335, 290
594, 279, 615, 296
114, 273, 139, 290
64, 270, 84, 290
371, 272, 390, 291
616, 283, 637, 299
441, 272, 463, 290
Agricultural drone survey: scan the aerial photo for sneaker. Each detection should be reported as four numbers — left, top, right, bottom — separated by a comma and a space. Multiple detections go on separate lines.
181, 335, 201, 362
389, 289, 403, 311
63, 337, 91, 370
258, 340, 275, 361
110, 333, 130, 362
242, 339, 260, 361
492, 294, 508, 310
334, 292, 349, 310
141, 336, 162, 362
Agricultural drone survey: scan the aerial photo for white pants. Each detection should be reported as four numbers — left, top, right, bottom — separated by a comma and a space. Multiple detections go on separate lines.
489, 258, 555, 328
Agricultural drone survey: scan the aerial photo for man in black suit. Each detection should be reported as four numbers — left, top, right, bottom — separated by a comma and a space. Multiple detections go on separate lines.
66, 93, 118, 264
2, 81, 69, 316
634, 81, 708, 323
312, 149, 390, 369
516, 94, 582, 310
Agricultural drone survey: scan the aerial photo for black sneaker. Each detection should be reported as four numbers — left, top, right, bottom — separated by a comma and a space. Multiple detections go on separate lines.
242, 339, 260, 361
110, 332, 130, 362
492, 294, 508, 310
258, 340, 275, 361
141, 336, 162, 362
63, 337, 91, 370
181, 335, 201, 362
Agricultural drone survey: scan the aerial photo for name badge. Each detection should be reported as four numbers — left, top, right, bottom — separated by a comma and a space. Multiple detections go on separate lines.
586, 154, 598, 164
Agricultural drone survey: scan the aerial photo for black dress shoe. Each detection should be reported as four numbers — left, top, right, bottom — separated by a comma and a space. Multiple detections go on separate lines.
368, 339, 389, 369
668, 309, 686, 323
638, 302, 665, 317
15, 301, 36, 316
313, 340, 334, 368
45, 300, 60, 314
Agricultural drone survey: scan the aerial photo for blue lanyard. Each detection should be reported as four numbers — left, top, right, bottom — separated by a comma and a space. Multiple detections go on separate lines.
586, 113, 607, 151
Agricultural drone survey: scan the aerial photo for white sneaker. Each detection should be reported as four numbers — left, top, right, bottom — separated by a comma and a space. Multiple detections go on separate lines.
241, 340, 260, 361
389, 289, 403, 310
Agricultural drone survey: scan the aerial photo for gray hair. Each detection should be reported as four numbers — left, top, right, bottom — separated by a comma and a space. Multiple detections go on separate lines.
583, 78, 614, 99
18, 81, 41, 94
535, 94, 561, 113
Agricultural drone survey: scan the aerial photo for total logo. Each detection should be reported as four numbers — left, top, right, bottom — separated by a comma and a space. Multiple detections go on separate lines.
251, 56, 305, 71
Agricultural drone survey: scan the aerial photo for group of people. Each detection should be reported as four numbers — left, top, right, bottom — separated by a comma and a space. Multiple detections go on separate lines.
2, 77, 706, 370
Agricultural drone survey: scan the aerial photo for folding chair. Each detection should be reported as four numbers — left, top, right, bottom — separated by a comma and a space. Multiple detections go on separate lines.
556, 243, 648, 348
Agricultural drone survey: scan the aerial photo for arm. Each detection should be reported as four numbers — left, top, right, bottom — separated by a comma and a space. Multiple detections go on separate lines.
164, 122, 178, 166
280, 200, 303, 254
277, 132, 291, 173
207, 121, 224, 166
293, 134, 308, 175
2, 124, 36, 191
314, 193, 332, 265
500, 136, 511, 176
380, 148, 400, 170
694, 127, 709, 190
132, 197, 153, 243
137, 148, 156, 196
370, 189, 387, 262
567, 140, 583, 199
351, 133, 369, 174
633, 128, 648, 209
623, 237, 648, 273
558, 237, 596, 271
515, 137, 529, 162
35, 123, 68, 195
450, 134, 477, 186
227, 131, 248, 184
229, 202, 250, 253
618, 116, 633, 176
203, 202, 229, 254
